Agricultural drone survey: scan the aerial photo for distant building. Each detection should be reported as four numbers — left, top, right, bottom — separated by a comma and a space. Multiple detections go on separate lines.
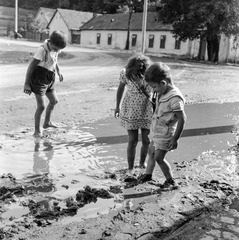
47, 8, 96, 44
80, 12, 200, 58
34, 7, 55, 32
219, 34, 239, 63
79, 12, 238, 63
0, 6, 35, 35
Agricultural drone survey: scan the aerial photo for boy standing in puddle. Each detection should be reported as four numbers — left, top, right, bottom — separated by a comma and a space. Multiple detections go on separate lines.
139, 62, 186, 189
23, 30, 67, 137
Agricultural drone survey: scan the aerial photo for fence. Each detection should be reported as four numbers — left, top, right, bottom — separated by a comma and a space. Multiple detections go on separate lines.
25, 31, 49, 41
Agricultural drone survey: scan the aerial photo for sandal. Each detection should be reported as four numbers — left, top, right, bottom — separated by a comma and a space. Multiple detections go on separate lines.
160, 178, 178, 190
137, 174, 152, 183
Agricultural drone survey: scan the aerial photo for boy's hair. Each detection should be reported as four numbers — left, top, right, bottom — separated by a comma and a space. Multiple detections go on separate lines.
145, 62, 172, 84
125, 53, 151, 80
50, 30, 67, 49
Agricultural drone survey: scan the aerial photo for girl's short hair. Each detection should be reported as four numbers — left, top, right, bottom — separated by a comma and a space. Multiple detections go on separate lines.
125, 53, 151, 80
50, 30, 67, 49
145, 62, 172, 84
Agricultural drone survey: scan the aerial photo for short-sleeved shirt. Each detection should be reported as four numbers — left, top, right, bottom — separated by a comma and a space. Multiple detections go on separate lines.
30, 40, 59, 95
33, 40, 59, 72
151, 86, 185, 143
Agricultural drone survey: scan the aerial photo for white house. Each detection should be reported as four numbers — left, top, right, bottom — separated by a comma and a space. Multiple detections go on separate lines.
219, 34, 239, 63
47, 8, 95, 44
80, 12, 200, 58
80, 12, 239, 63
34, 7, 55, 32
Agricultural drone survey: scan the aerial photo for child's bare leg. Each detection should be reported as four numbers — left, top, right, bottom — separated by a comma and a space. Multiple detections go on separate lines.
127, 129, 138, 171
43, 91, 58, 129
138, 142, 155, 182
34, 94, 45, 136
139, 128, 150, 168
154, 149, 173, 180
145, 141, 156, 174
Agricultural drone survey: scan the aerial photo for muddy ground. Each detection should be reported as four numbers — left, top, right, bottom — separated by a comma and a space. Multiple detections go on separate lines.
0, 39, 239, 240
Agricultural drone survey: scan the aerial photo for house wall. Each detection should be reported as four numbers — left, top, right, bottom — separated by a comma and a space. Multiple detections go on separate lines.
144, 31, 192, 56
80, 30, 127, 49
80, 29, 200, 57
48, 12, 70, 42
34, 11, 48, 30
188, 38, 201, 59
219, 34, 239, 63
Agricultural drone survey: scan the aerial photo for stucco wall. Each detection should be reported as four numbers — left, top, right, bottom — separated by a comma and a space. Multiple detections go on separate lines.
80, 29, 199, 57
219, 34, 239, 63
34, 12, 48, 30
228, 40, 239, 63
144, 31, 193, 56
80, 30, 127, 49
48, 12, 70, 43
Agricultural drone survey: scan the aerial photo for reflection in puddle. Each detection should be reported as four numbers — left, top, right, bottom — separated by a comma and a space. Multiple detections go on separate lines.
33, 139, 53, 174
0, 202, 29, 225
60, 198, 122, 224
0, 127, 123, 225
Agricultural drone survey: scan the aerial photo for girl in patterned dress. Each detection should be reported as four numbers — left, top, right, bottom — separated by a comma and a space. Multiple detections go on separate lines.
114, 54, 153, 171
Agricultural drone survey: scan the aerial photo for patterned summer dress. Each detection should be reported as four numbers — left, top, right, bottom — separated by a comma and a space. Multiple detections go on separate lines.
119, 68, 153, 130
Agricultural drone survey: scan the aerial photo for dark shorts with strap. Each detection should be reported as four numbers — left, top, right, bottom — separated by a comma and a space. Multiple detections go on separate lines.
30, 66, 55, 96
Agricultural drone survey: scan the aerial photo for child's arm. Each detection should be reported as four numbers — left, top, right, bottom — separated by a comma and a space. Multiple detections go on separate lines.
168, 110, 187, 150
23, 59, 40, 95
114, 82, 125, 118
56, 63, 63, 82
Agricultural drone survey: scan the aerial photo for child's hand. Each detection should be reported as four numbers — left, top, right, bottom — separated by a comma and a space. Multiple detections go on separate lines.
23, 84, 32, 95
58, 73, 64, 82
168, 137, 178, 151
114, 107, 120, 118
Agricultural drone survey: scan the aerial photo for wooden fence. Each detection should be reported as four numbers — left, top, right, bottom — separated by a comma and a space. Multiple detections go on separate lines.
25, 31, 49, 41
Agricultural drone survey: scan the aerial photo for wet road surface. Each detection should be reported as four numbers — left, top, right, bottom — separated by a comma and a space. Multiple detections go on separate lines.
0, 102, 238, 224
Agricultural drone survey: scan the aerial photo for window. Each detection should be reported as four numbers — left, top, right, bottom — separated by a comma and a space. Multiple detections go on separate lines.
96, 33, 101, 44
175, 38, 181, 50
72, 33, 81, 44
131, 34, 137, 46
160, 35, 166, 49
148, 34, 154, 48
108, 33, 112, 45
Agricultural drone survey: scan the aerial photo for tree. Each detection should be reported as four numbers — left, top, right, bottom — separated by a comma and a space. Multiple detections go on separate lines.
0, 0, 70, 10
157, 0, 239, 62
105, 0, 144, 50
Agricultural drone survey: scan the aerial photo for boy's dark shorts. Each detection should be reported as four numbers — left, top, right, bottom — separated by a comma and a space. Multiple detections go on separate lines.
30, 66, 56, 96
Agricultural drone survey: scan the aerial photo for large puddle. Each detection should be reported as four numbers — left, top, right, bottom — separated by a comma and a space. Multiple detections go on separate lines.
0, 102, 239, 225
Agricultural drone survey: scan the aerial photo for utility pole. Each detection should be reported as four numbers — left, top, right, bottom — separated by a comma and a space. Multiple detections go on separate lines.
141, 0, 148, 53
15, 0, 18, 32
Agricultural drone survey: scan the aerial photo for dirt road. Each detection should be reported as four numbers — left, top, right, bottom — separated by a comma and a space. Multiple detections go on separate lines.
0, 38, 239, 240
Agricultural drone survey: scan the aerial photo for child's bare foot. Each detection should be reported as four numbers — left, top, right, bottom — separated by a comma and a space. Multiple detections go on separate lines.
33, 131, 41, 138
43, 122, 58, 129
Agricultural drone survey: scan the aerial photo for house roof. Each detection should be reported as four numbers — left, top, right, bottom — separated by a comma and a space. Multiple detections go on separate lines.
80, 12, 172, 31
0, 6, 35, 20
36, 7, 55, 23
48, 8, 94, 30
